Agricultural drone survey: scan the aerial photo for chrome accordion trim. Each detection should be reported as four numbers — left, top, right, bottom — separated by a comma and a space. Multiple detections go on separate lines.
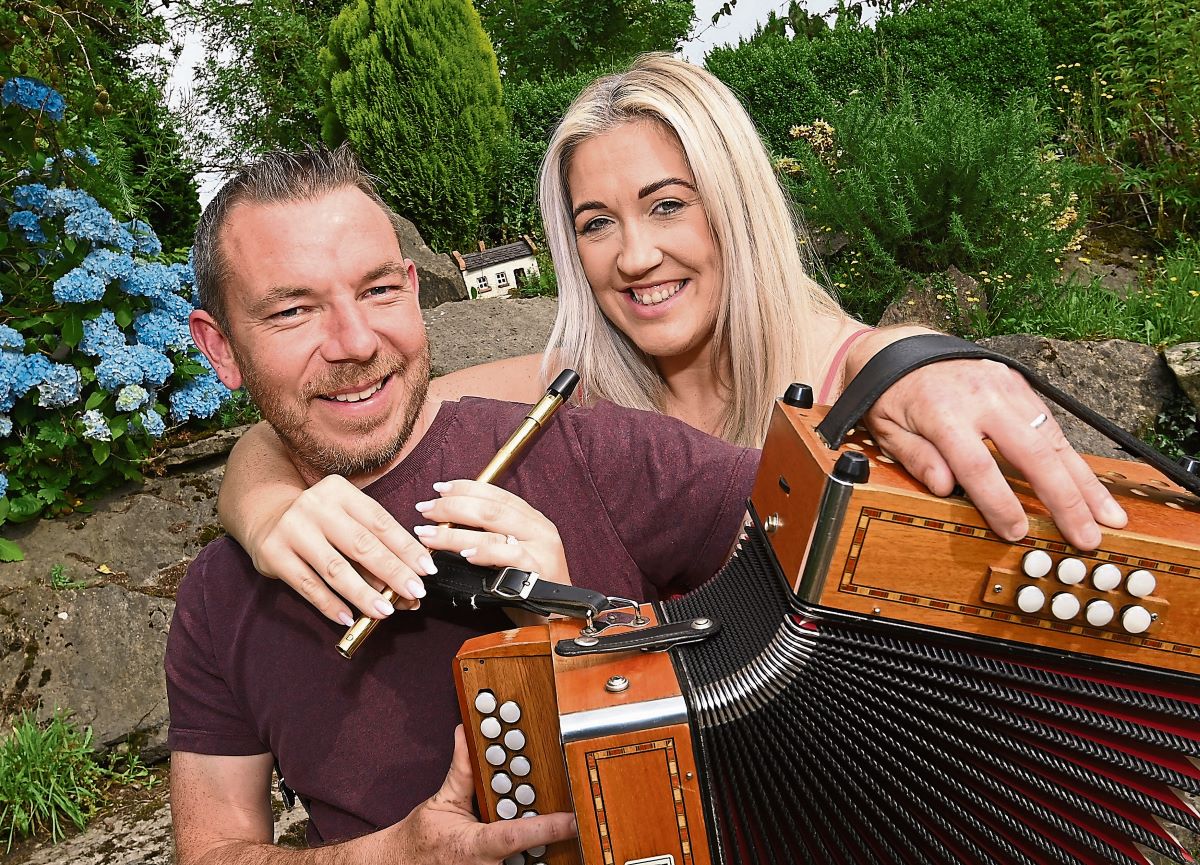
560, 695, 690, 744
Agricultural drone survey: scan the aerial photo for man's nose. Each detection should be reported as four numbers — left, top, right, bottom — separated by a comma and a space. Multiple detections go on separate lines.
616, 223, 664, 277
321, 303, 379, 363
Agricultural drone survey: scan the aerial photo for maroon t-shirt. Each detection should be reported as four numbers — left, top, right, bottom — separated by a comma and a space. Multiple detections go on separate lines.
166, 397, 758, 844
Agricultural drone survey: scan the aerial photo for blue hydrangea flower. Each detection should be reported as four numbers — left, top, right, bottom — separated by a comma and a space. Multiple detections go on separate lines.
169, 373, 231, 422
1, 77, 66, 121
80, 409, 111, 441
63, 146, 100, 166
0, 472, 8, 499
80, 311, 127, 358
134, 309, 191, 352
64, 203, 125, 247
123, 220, 162, 257
82, 249, 135, 285
47, 187, 99, 216
53, 266, 107, 304
0, 326, 23, 350
170, 260, 195, 288
36, 363, 81, 408
0, 351, 20, 412
131, 344, 173, 387
0, 414, 11, 438
121, 263, 180, 300
115, 384, 150, 412
94, 348, 144, 391
8, 210, 46, 244
136, 408, 165, 438
13, 354, 52, 398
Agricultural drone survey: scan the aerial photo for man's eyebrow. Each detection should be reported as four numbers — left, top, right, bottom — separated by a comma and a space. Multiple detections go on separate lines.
571, 177, 697, 220
247, 285, 313, 317
361, 260, 409, 283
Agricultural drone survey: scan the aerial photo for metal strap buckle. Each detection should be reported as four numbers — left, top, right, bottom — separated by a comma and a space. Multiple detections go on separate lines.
485, 567, 539, 600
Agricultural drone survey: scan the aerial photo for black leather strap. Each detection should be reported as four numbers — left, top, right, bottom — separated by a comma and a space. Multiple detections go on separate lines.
554, 616, 722, 656
816, 334, 1200, 496
426, 551, 613, 619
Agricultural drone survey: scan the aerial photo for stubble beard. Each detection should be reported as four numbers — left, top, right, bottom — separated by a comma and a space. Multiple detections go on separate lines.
236, 345, 432, 480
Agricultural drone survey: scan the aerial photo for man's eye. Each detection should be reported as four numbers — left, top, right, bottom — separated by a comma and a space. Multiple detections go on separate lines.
366, 285, 398, 297
272, 307, 302, 320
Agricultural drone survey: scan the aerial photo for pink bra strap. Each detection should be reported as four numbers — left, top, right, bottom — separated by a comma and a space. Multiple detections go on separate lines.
817, 326, 875, 404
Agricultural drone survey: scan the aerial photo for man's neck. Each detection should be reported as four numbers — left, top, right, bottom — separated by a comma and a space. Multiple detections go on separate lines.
291, 397, 442, 489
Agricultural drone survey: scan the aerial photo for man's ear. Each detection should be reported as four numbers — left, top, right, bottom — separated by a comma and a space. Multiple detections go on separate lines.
189, 310, 244, 390
405, 259, 420, 301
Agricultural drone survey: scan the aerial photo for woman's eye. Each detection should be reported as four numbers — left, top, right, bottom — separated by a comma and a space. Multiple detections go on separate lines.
579, 216, 612, 235
653, 198, 685, 216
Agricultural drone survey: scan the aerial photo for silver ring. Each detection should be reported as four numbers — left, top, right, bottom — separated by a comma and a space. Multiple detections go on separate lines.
1029, 413, 1048, 430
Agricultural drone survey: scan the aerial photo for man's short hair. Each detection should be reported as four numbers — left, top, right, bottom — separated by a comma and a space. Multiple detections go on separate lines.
192, 143, 408, 331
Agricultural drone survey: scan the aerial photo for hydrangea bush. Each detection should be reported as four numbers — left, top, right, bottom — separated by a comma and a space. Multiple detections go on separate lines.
0, 77, 233, 560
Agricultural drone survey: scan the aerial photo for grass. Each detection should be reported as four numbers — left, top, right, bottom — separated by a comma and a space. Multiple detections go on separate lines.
0, 711, 156, 851
976, 239, 1200, 346
48, 564, 87, 590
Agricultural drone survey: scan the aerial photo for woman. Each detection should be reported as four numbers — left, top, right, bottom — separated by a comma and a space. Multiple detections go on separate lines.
218, 54, 1123, 624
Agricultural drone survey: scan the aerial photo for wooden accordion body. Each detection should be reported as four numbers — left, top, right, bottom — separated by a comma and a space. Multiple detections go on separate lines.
455, 401, 1200, 865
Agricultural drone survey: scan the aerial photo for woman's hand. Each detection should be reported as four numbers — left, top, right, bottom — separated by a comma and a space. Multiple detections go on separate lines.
245, 474, 435, 625
862, 357, 1128, 550
412, 480, 571, 587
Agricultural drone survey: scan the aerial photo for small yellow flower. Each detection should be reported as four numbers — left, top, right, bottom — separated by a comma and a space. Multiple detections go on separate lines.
1169, 276, 1178, 282
1078, 256, 1091, 264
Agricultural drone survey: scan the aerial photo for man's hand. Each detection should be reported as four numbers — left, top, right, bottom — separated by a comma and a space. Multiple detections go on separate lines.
863, 358, 1127, 550
249, 474, 433, 624
392, 726, 578, 862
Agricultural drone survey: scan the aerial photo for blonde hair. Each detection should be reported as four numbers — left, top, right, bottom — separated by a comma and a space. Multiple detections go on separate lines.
539, 53, 842, 447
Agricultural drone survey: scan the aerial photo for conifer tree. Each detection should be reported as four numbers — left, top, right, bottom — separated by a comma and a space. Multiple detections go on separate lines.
321, 0, 508, 251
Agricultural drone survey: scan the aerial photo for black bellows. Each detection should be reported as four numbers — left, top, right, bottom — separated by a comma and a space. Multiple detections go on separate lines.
662, 522, 1200, 865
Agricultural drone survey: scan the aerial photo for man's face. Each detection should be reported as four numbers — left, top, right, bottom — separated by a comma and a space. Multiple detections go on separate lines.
192, 186, 430, 482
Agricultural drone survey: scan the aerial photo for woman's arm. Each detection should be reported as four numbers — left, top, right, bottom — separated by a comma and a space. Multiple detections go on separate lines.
217, 354, 548, 623
833, 325, 1127, 551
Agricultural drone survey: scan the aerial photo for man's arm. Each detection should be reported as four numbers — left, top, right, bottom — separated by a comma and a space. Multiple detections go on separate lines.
171, 729, 576, 865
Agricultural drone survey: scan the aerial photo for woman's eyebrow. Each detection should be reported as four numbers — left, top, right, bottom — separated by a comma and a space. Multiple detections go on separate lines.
638, 177, 695, 199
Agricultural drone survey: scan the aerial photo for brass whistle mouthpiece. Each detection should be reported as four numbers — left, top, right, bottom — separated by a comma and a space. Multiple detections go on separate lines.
337, 369, 580, 658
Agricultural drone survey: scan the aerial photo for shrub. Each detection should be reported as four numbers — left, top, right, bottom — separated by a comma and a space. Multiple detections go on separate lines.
0, 710, 154, 850
706, 27, 884, 154
494, 68, 598, 241
0, 80, 233, 558
781, 86, 1083, 324
877, 0, 1049, 109
321, 0, 509, 252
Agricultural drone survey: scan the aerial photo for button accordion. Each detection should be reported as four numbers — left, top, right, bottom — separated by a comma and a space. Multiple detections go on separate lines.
455, 399, 1200, 865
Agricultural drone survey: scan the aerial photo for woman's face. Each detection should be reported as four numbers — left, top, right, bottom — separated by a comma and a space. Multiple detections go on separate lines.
567, 119, 722, 368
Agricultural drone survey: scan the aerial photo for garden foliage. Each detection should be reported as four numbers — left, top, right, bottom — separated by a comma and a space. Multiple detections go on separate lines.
782, 86, 1083, 324
321, 0, 509, 252
0, 80, 231, 559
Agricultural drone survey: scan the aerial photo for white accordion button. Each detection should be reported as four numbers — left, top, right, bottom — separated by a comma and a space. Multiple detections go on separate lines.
528, 845, 547, 857
491, 773, 513, 795
1050, 592, 1081, 620
504, 728, 526, 751
1125, 569, 1156, 598
503, 855, 525, 865
485, 745, 507, 766
515, 784, 536, 805
1056, 557, 1087, 585
480, 717, 502, 739
1091, 563, 1122, 592
499, 701, 522, 723
1121, 605, 1153, 634
1021, 550, 1053, 579
1016, 585, 1046, 613
510, 755, 531, 777
496, 798, 518, 819
475, 690, 497, 714
1085, 599, 1115, 627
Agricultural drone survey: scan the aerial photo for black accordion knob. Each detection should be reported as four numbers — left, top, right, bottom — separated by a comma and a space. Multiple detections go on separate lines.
782, 383, 814, 409
834, 451, 871, 484
1179, 455, 1200, 477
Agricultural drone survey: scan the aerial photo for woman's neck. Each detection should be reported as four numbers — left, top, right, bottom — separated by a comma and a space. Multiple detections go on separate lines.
655, 344, 732, 439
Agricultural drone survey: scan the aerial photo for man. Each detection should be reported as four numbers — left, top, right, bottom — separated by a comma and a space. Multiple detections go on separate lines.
167, 145, 759, 863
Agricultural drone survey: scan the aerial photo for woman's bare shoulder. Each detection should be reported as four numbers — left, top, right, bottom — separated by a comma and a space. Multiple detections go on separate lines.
427, 353, 546, 404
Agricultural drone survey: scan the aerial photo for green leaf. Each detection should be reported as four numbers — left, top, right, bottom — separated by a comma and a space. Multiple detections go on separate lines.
64, 237, 77, 255
8, 495, 44, 522
0, 499, 10, 522
92, 441, 111, 465
115, 304, 134, 329
62, 312, 84, 348
0, 538, 25, 563
85, 390, 105, 411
